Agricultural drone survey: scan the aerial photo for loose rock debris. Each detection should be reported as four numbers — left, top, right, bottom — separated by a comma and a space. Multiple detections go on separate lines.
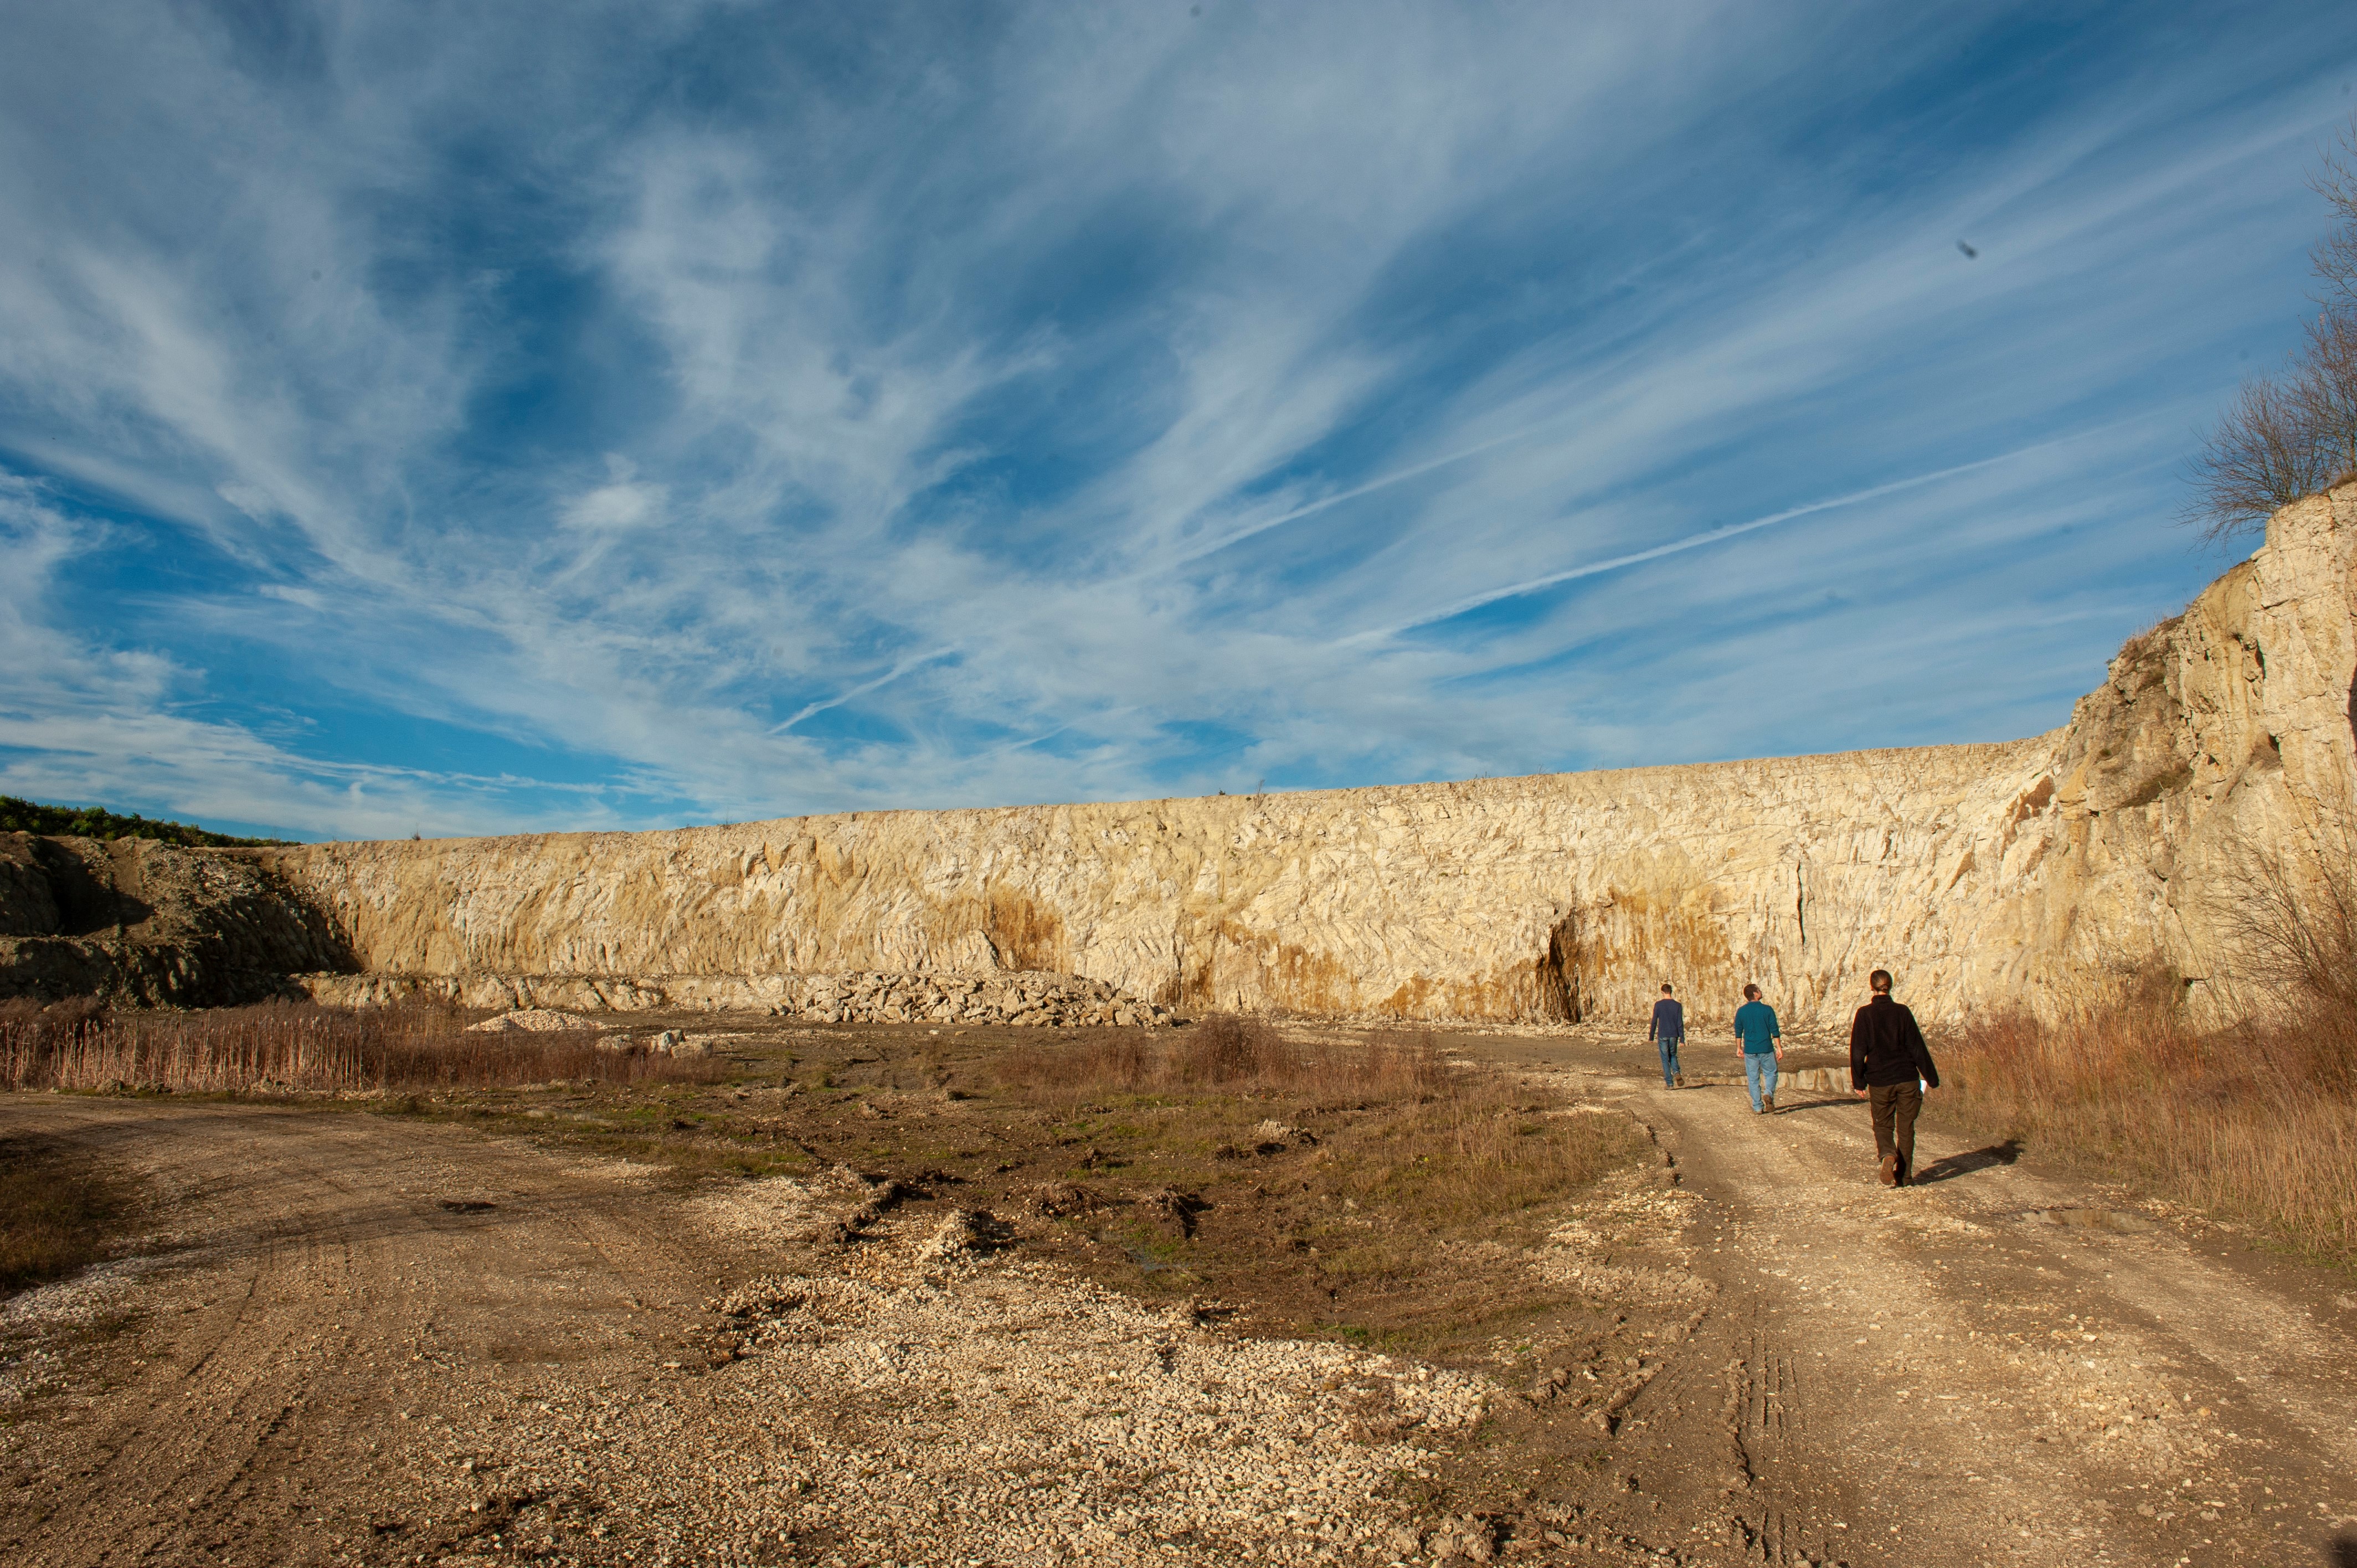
771, 969, 1176, 1028
445, 1229, 1497, 1566
466, 1008, 603, 1034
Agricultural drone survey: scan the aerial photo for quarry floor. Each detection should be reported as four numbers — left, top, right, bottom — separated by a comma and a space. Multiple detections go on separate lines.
1, 1022, 2353, 1568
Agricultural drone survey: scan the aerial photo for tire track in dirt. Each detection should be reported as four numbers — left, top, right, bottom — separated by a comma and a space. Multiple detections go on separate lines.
0, 1101, 718, 1567
0, 1098, 1507, 1565
1491, 1028, 2357, 1568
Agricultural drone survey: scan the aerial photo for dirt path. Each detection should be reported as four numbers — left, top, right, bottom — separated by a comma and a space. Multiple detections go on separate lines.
4, 1039, 2354, 1568
1479, 1030, 2357, 1567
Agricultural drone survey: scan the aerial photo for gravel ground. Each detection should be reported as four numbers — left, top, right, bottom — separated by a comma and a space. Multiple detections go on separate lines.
442, 1175, 1496, 1566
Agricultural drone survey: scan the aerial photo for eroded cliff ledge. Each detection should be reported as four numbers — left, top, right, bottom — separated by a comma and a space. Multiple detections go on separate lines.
11, 488, 2353, 1026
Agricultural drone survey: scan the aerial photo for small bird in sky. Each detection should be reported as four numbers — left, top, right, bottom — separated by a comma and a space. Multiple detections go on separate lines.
1957, 239, 1979, 259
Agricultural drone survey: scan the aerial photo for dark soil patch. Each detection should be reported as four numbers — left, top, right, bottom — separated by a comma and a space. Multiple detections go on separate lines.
0, 1135, 132, 1297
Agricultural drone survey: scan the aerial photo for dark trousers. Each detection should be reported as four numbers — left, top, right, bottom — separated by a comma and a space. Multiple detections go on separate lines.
1869, 1081, 1924, 1182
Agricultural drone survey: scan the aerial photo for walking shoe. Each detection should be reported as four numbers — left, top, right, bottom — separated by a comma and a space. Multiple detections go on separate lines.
1674, 1074, 1685, 1088
1763, 1094, 1775, 1112
1878, 1152, 1900, 1187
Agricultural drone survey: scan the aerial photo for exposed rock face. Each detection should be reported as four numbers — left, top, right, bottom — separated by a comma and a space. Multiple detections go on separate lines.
0, 833, 348, 1006
12, 489, 2353, 1028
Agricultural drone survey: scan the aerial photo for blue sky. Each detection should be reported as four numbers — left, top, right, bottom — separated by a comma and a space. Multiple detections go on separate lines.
2, 2, 2353, 842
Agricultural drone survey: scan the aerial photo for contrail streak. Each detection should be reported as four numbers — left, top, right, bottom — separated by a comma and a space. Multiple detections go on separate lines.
1336, 429, 2113, 647
1166, 411, 1580, 565
771, 646, 961, 733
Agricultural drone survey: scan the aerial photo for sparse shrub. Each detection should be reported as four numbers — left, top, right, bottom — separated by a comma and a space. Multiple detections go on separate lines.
993, 1015, 1446, 1105
2210, 813, 2357, 1058
0, 793, 289, 847
1946, 806, 2357, 1265
2185, 376, 2338, 540
1165, 1014, 1298, 1085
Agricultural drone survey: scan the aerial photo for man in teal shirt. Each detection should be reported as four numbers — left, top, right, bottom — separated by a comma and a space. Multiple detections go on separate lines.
1733, 983, 1783, 1113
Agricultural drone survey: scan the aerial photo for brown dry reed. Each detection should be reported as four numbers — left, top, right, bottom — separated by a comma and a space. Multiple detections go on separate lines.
1942, 1000, 2355, 1266
0, 998, 714, 1095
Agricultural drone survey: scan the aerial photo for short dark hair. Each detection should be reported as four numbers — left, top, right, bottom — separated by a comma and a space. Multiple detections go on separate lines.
1869, 968, 1893, 993
1660, 982, 1674, 994
1742, 983, 1760, 1000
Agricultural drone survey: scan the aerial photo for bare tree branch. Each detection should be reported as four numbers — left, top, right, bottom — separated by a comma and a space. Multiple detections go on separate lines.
2295, 305, 2357, 482
2211, 811, 2357, 1063
2309, 114, 2357, 311
2184, 118, 2357, 541
2181, 375, 2333, 543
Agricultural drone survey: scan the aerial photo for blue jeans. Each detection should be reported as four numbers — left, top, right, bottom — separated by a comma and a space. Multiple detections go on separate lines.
1744, 1052, 1779, 1111
1655, 1036, 1682, 1086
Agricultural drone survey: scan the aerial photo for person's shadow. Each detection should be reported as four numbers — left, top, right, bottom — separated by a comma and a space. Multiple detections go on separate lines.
1910, 1139, 2023, 1185
2330, 1528, 2357, 1567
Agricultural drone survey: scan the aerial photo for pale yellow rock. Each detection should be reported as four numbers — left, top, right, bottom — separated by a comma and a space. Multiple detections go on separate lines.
248, 486, 2356, 1029
464, 1008, 601, 1034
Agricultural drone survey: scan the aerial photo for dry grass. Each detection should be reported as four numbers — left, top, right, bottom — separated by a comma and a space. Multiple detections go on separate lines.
0, 1136, 128, 1297
992, 1013, 1447, 1107
992, 1015, 1646, 1293
1940, 998, 2357, 1267
0, 999, 717, 1095
1942, 820, 2357, 1269
1308, 1081, 1641, 1283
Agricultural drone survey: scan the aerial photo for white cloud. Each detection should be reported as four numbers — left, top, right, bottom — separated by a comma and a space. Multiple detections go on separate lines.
0, 3, 2349, 834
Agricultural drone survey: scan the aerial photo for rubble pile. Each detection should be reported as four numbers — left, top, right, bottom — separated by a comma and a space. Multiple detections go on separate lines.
775, 969, 1174, 1028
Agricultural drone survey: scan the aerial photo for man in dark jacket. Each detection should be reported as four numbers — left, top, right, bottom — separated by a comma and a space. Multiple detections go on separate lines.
1647, 983, 1686, 1089
1849, 968, 1938, 1186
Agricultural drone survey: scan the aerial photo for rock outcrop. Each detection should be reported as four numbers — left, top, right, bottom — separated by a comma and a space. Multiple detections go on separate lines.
306, 968, 1176, 1028
0, 833, 348, 1007
10, 487, 2353, 1028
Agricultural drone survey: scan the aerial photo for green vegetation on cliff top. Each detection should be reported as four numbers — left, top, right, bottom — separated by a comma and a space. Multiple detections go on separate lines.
0, 795, 291, 848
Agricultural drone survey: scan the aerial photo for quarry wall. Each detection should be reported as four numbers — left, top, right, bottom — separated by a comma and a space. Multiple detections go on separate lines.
9, 486, 2353, 1026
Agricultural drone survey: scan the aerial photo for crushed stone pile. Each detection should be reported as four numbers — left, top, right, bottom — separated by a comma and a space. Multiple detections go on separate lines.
771, 968, 1174, 1028
464, 1008, 603, 1034
455, 1169, 1495, 1566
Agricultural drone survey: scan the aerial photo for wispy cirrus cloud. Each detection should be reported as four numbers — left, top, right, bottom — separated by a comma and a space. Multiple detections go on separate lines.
0, 2, 2351, 839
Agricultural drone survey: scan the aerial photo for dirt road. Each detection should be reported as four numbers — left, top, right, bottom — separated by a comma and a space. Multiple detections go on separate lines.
3, 1027, 2354, 1567
1486, 1030, 2357, 1567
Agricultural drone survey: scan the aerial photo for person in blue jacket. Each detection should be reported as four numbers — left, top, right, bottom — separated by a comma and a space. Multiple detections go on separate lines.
1732, 983, 1783, 1113
1646, 982, 1685, 1089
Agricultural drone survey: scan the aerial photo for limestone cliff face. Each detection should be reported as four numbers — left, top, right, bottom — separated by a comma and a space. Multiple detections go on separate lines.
259, 736, 2050, 1028
1978, 484, 2357, 1010
61, 487, 2357, 1027
241, 487, 2356, 1026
